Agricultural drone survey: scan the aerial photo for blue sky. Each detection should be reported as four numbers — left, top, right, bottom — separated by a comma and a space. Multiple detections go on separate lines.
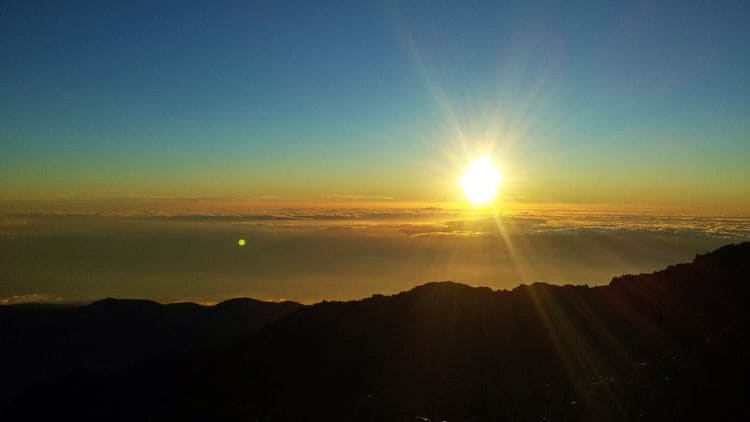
2, 0, 749, 206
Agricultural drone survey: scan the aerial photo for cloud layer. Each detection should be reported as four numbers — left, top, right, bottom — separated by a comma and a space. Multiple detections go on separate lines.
2, 206, 748, 304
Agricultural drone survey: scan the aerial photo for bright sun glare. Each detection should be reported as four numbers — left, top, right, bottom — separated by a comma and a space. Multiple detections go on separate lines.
461, 156, 502, 206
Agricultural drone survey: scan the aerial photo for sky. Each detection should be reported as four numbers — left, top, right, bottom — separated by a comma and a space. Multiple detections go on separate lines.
1, 1, 750, 303
1, 0, 749, 208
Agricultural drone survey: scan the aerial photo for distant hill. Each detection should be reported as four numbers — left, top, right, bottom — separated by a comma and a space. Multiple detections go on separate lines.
3, 243, 749, 421
0, 297, 302, 407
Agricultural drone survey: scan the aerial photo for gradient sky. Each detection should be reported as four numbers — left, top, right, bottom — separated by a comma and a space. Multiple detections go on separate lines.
2, 0, 749, 208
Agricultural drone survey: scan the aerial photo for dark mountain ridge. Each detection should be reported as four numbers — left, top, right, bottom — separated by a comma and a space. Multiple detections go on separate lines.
0, 296, 302, 407
2, 242, 749, 420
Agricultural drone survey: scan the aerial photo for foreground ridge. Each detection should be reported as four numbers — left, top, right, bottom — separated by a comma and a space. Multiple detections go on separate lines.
2, 243, 749, 421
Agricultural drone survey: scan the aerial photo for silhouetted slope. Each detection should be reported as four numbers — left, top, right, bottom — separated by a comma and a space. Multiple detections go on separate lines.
3, 243, 749, 421
0, 297, 302, 407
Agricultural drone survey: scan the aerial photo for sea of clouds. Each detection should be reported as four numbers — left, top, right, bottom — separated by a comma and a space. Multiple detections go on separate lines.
2, 204, 748, 304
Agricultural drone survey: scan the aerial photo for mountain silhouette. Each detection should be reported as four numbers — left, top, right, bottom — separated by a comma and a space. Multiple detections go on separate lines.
2, 242, 749, 421
0, 297, 301, 407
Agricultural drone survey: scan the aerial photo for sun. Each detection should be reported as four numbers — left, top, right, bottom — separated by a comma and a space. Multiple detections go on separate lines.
461, 156, 502, 206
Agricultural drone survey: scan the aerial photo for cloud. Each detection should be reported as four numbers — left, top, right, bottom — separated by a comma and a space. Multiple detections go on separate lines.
318, 194, 398, 200
2, 205, 749, 239
0, 294, 61, 305
3, 206, 750, 239
1, 205, 749, 304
